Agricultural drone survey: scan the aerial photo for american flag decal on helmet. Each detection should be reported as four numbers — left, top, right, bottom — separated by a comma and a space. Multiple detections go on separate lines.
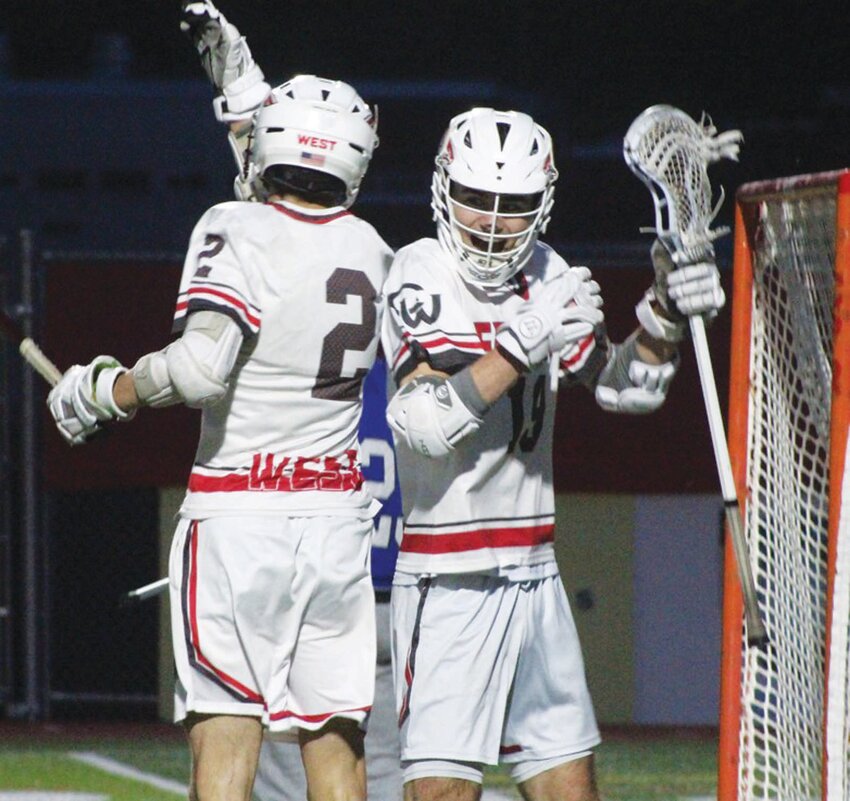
300, 151, 326, 168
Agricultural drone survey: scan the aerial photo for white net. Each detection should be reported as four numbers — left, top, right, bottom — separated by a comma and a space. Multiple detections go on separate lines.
735, 173, 850, 801
827, 440, 850, 801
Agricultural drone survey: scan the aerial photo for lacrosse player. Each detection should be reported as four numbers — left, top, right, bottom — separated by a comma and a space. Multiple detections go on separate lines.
47, 62, 392, 801
381, 108, 725, 801
178, 3, 403, 800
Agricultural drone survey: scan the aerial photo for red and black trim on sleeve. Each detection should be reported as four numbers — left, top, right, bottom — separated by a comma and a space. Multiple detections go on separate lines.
172, 279, 262, 339
393, 341, 480, 385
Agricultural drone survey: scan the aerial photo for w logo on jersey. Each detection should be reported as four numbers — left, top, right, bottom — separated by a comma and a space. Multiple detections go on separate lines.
388, 283, 442, 328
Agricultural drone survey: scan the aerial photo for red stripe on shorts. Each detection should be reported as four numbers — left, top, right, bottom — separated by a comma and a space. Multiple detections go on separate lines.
268, 705, 371, 723
187, 523, 264, 704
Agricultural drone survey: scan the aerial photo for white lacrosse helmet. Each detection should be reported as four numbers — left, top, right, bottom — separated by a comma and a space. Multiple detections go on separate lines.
431, 108, 558, 285
244, 74, 378, 207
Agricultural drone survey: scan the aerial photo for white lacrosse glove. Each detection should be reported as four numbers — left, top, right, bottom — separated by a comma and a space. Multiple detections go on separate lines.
47, 356, 133, 446
180, 0, 270, 122
637, 239, 725, 342
495, 273, 579, 371
667, 262, 725, 317
556, 266, 606, 380
596, 358, 678, 414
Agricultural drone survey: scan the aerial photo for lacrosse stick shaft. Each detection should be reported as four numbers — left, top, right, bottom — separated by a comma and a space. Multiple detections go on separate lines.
690, 315, 767, 646
123, 576, 169, 604
20, 338, 62, 386
549, 353, 560, 392
0, 307, 63, 386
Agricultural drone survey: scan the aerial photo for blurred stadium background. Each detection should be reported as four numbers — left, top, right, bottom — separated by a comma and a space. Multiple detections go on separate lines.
1, 1, 849, 797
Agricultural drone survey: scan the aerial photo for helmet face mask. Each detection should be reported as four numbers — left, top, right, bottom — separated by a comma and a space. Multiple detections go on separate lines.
431, 108, 557, 286
446, 182, 544, 276
244, 75, 378, 208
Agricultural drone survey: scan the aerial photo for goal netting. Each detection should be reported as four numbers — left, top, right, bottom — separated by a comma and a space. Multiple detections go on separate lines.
719, 170, 850, 801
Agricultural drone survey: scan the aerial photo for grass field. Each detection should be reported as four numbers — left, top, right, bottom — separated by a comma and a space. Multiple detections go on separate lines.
0, 722, 717, 801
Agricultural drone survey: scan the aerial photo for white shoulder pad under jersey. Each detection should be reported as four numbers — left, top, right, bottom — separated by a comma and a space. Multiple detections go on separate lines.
382, 238, 572, 576
175, 200, 394, 518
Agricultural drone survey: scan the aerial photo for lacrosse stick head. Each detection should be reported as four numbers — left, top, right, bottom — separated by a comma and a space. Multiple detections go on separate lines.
623, 104, 742, 263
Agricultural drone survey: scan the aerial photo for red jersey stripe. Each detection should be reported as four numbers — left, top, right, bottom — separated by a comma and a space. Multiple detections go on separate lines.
188, 452, 363, 493
401, 524, 555, 554
185, 287, 261, 327
188, 470, 363, 493
269, 203, 352, 225
391, 333, 489, 369
417, 334, 489, 352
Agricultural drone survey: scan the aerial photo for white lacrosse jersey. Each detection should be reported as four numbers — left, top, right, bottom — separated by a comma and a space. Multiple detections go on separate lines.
173, 199, 393, 518
382, 237, 576, 574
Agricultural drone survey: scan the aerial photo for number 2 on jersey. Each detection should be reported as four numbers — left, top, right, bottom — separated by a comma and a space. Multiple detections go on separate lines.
312, 267, 377, 402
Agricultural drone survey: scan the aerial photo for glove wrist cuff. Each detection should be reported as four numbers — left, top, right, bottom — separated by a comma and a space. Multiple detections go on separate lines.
636, 289, 686, 343
93, 366, 135, 421
214, 65, 270, 122
494, 341, 530, 373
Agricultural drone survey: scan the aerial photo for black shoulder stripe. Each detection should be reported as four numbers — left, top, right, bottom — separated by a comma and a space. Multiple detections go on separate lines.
183, 300, 256, 340
393, 342, 480, 385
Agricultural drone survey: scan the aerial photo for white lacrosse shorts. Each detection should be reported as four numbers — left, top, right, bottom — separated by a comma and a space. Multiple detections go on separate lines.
170, 514, 376, 737
392, 572, 600, 771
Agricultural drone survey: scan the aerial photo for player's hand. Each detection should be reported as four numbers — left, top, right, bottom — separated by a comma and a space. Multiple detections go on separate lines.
667, 261, 725, 317
180, 1, 224, 51
181, 0, 238, 90
571, 265, 602, 312
496, 271, 597, 371
649, 238, 724, 320
47, 356, 132, 446
180, 0, 269, 121
557, 266, 606, 379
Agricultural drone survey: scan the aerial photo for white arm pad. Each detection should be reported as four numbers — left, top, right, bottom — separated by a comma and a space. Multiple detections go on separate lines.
131, 311, 243, 409
594, 335, 679, 414
386, 375, 482, 459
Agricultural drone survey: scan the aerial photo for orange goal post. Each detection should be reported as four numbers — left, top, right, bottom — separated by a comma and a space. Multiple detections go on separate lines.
719, 170, 850, 801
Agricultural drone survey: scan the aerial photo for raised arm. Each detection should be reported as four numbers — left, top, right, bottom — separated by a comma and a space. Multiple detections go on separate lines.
180, 1, 271, 191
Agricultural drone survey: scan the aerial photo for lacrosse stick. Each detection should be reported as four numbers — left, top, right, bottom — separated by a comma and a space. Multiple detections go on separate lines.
623, 105, 768, 648
0, 306, 62, 386
120, 576, 168, 606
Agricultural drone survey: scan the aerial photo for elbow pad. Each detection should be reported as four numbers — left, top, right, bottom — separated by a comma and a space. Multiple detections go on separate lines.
386, 375, 482, 458
595, 334, 679, 414
131, 311, 243, 408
